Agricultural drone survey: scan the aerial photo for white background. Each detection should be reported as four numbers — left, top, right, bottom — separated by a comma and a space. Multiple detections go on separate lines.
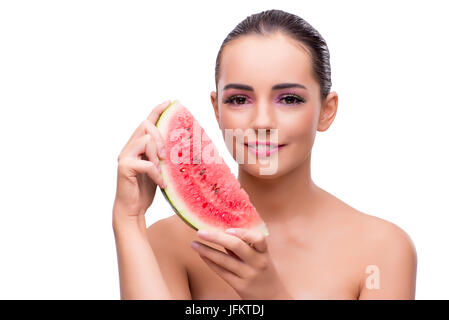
0, 0, 448, 299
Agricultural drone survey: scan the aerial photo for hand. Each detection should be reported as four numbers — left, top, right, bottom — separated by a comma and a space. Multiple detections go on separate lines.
113, 100, 170, 221
190, 228, 293, 300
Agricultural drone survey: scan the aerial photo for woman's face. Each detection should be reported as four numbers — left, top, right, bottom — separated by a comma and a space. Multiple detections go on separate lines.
210, 32, 337, 178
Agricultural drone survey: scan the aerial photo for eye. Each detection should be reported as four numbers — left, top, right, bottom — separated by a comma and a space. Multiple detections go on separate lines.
223, 95, 248, 106
224, 94, 306, 106
279, 94, 306, 105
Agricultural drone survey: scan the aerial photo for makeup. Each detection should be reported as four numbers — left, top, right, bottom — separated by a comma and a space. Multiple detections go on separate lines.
244, 141, 286, 157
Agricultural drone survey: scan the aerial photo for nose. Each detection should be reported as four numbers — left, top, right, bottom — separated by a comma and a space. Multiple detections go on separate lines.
249, 100, 277, 136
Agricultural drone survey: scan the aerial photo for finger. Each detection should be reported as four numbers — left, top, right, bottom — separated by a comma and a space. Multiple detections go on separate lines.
119, 120, 152, 161
120, 134, 152, 159
145, 123, 166, 159
225, 228, 267, 253
147, 100, 172, 124
119, 134, 160, 168
122, 122, 166, 161
225, 248, 243, 262
190, 240, 249, 278
119, 100, 171, 159
197, 229, 254, 262
143, 134, 160, 170
199, 255, 242, 287
119, 158, 166, 189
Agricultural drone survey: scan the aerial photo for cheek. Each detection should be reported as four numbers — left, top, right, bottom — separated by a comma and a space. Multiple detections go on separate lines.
218, 107, 248, 157
220, 107, 245, 130
281, 106, 318, 143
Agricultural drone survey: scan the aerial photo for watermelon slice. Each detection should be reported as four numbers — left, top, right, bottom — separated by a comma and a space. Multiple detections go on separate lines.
156, 100, 269, 237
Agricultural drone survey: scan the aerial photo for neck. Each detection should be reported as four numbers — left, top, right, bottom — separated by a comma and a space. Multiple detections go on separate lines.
238, 153, 322, 225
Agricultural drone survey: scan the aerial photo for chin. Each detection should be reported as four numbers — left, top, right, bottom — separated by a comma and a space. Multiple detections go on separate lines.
239, 161, 284, 179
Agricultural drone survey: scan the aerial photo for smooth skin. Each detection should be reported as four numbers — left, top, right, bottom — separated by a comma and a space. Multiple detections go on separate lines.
113, 32, 417, 299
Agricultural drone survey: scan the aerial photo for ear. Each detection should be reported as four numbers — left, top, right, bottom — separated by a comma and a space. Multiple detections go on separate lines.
317, 91, 338, 132
210, 91, 220, 127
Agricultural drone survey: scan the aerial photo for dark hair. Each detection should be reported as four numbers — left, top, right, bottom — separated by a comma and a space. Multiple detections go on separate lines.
215, 9, 332, 101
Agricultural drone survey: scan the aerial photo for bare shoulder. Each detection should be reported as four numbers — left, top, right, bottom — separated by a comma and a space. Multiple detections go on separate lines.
146, 214, 195, 299
332, 193, 417, 260
344, 208, 418, 299
146, 214, 196, 256
321, 188, 417, 298
354, 211, 417, 257
322, 188, 416, 254
146, 214, 183, 240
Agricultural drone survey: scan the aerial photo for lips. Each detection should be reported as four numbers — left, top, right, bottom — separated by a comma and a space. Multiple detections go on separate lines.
243, 141, 286, 156
244, 141, 286, 149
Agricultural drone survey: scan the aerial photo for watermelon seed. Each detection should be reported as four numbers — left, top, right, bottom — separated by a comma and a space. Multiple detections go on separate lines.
211, 183, 217, 191
180, 168, 186, 172
186, 127, 191, 130
199, 169, 206, 175
215, 188, 220, 194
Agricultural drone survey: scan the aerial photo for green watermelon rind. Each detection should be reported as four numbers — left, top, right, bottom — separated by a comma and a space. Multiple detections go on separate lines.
155, 100, 212, 232
155, 100, 269, 237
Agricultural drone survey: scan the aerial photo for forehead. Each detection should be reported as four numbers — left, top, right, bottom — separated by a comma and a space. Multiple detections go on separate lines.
218, 32, 314, 91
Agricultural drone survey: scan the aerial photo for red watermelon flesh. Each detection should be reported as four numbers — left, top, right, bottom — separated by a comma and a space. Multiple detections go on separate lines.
155, 100, 269, 236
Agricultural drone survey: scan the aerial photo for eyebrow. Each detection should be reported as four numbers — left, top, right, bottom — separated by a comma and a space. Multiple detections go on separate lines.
223, 82, 307, 91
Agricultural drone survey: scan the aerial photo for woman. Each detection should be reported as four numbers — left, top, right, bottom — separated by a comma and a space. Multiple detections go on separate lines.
112, 9, 417, 300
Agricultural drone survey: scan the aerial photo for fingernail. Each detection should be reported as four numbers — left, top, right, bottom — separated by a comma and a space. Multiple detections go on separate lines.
197, 229, 208, 237
190, 241, 199, 249
225, 229, 236, 234
160, 147, 166, 158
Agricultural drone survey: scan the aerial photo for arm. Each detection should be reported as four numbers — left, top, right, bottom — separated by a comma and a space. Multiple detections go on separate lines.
113, 206, 173, 300
358, 223, 417, 299
112, 100, 184, 299
145, 218, 192, 300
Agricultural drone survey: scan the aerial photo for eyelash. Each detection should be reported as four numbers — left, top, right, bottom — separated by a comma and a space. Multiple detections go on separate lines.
223, 93, 306, 106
